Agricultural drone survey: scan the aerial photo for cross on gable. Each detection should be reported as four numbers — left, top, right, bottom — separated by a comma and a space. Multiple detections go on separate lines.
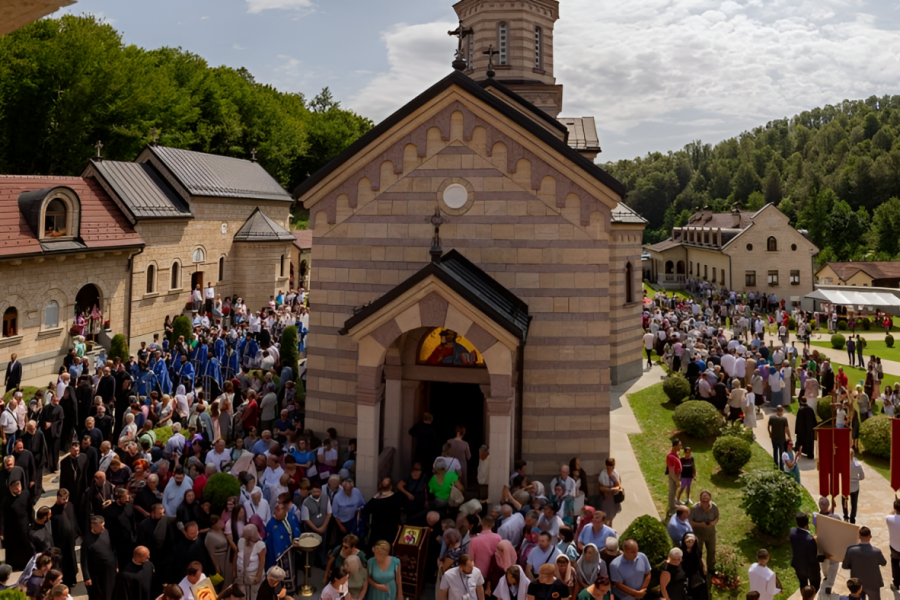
448, 20, 474, 71
430, 206, 445, 263
94, 140, 104, 160
483, 45, 500, 78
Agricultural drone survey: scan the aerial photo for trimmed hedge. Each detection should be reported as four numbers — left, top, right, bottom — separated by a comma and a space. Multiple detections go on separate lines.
662, 374, 692, 405
739, 470, 803, 535
172, 315, 192, 345
817, 397, 835, 422
203, 472, 241, 513
280, 326, 300, 383
109, 333, 129, 363
712, 436, 752, 475
621, 515, 671, 568
837, 319, 848, 331
0, 589, 28, 600
887, 334, 895, 348
831, 334, 845, 350
860, 317, 872, 331
859, 415, 891, 458
673, 401, 722, 439
719, 420, 755, 443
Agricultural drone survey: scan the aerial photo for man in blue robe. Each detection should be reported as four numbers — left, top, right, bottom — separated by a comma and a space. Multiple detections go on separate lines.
177, 356, 195, 391
203, 353, 223, 398
152, 352, 172, 395
264, 503, 302, 593
214, 337, 226, 363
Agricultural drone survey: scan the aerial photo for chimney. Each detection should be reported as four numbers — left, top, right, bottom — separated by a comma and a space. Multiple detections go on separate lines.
731, 205, 741, 229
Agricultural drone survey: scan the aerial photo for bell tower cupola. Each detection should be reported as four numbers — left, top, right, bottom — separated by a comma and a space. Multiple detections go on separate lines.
452, 0, 564, 118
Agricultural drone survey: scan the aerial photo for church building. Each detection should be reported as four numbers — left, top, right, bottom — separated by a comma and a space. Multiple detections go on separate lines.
296, 0, 646, 500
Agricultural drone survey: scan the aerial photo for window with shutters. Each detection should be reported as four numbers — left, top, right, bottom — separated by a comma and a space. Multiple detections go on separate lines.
497, 22, 509, 65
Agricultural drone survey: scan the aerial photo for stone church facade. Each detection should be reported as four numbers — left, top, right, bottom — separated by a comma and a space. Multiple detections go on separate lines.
297, 0, 646, 499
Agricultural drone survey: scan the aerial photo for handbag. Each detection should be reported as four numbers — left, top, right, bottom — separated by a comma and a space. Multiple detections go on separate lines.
613, 490, 625, 504
448, 485, 465, 507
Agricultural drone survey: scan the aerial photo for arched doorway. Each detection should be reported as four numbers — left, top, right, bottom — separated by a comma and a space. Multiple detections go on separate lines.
665, 260, 674, 274
676, 260, 686, 275
76, 284, 102, 341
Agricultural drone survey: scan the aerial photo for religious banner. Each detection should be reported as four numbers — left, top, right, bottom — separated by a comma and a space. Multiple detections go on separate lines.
393, 525, 430, 600
817, 428, 851, 497
892, 418, 900, 492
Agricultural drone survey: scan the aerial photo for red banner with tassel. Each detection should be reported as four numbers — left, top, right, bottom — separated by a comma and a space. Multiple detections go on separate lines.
817, 428, 851, 498
892, 418, 900, 492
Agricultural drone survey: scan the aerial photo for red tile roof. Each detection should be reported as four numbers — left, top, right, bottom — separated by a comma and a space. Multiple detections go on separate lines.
0, 175, 143, 258
824, 261, 900, 282
292, 229, 312, 249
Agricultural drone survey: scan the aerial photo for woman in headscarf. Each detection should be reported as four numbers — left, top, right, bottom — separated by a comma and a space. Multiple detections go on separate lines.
574, 506, 595, 543
235, 524, 267, 600
486, 540, 518, 592
493, 565, 528, 600
177, 489, 203, 526
678, 533, 706, 600
574, 543, 604, 597
554, 555, 575, 598
174, 385, 190, 423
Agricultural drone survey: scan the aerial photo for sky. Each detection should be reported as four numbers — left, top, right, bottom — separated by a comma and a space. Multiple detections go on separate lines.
57, 0, 900, 164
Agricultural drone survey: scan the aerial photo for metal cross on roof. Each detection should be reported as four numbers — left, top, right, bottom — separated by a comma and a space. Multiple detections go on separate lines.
448, 20, 473, 71
430, 206, 445, 264
483, 45, 499, 78
150, 128, 159, 146
251, 148, 258, 162
94, 140, 104, 160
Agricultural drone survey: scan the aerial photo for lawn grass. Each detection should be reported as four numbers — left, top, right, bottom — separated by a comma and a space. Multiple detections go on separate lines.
627, 383, 817, 600
811, 338, 900, 362
2, 386, 39, 403
643, 281, 692, 301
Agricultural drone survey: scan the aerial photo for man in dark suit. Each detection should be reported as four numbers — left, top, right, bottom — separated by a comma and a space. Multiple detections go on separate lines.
4, 354, 21, 394
843, 526, 887, 600
790, 512, 820, 591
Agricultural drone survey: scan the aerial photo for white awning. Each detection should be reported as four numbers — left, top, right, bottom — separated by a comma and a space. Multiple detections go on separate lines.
805, 288, 900, 308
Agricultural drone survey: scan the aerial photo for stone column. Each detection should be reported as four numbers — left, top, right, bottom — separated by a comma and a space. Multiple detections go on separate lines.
486, 397, 512, 504
383, 366, 403, 482
356, 385, 383, 498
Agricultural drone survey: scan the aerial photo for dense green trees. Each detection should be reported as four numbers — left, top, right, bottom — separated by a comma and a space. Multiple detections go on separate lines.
604, 95, 900, 262
0, 15, 373, 206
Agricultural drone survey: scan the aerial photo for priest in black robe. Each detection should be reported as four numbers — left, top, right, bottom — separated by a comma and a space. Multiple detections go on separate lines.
82, 515, 118, 600
114, 546, 155, 600
103, 488, 137, 568
50, 489, 79, 585
96, 368, 116, 409
60, 383, 78, 450
796, 397, 817, 459
40, 395, 64, 473
30, 506, 53, 553
13, 439, 37, 501
138, 504, 176, 578
21, 420, 47, 482
59, 442, 89, 521
1, 480, 34, 570
76, 379, 94, 429
83, 471, 114, 527
171, 522, 215, 582
80, 435, 99, 480
0, 456, 25, 535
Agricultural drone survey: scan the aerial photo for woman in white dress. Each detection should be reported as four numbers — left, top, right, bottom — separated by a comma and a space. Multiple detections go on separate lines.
235, 524, 266, 600
742, 383, 757, 428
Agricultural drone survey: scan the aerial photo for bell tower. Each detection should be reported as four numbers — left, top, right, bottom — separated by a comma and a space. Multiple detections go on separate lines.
452, 0, 564, 118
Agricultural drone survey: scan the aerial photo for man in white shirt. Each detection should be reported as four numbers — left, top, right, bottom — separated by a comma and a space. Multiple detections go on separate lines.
720, 351, 735, 379
205, 439, 231, 473
733, 354, 747, 381
0, 400, 17, 455
886, 498, 900, 591
525, 531, 561, 581
643, 331, 655, 368
178, 561, 206, 600
204, 283, 215, 314
748, 549, 780, 600
497, 505, 526, 549
439, 555, 485, 600
549, 464, 577, 499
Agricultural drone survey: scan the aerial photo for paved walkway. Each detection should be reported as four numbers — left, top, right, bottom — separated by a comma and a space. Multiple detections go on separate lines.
611, 365, 664, 529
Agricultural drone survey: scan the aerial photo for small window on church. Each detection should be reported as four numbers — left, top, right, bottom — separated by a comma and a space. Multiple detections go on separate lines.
193, 248, 205, 263
534, 27, 543, 69
2, 308, 17, 338
44, 301, 59, 329
44, 198, 68, 237
497, 22, 508, 65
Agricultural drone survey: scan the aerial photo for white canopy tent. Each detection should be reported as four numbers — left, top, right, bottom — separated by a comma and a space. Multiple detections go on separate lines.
805, 288, 900, 313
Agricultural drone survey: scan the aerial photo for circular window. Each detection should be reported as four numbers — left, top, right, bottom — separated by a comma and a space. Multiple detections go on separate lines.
442, 184, 468, 209
746, 243, 753, 251
791, 244, 797, 251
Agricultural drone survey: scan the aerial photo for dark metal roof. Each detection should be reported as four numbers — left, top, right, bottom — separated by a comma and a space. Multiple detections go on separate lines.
147, 146, 292, 202
294, 71, 627, 199
233, 208, 295, 242
91, 160, 191, 220
340, 249, 532, 342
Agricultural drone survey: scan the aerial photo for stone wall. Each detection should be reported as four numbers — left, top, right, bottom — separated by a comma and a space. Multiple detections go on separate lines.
609, 224, 644, 384
0, 250, 135, 382
127, 198, 291, 348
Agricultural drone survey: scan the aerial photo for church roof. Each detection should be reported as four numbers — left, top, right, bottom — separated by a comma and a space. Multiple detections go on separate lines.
0, 175, 143, 258
294, 70, 627, 200
292, 229, 313, 250
340, 249, 532, 342
90, 160, 191, 221
559, 117, 600, 152
611, 202, 647, 224
233, 208, 295, 242
146, 146, 292, 202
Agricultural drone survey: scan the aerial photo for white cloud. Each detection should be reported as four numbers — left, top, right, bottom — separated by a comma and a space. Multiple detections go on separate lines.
201, 15, 209, 20
349, 21, 458, 119
233, 44, 246, 50
245, 0, 314, 14
351, 0, 900, 162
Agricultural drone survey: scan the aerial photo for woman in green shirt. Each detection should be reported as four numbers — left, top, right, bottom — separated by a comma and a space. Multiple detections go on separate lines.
427, 458, 463, 508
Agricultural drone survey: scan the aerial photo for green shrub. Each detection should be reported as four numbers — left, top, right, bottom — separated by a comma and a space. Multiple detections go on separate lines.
719, 420, 755, 443
886, 334, 895, 348
109, 334, 130, 363
712, 436, 752, 475
172, 315, 192, 346
0, 588, 29, 600
3, 386, 38, 403
153, 426, 173, 447
712, 545, 743, 590
203, 472, 241, 513
860, 317, 871, 331
621, 515, 671, 567
859, 415, 891, 458
787, 317, 796, 330
817, 397, 836, 422
662, 374, 692, 405
830, 334, 845, 350
837, 319, 848, 331
673, 401, 722, 439
280, 326, 300, 382
739, 470, 803, 535
859, 338, 867, 349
